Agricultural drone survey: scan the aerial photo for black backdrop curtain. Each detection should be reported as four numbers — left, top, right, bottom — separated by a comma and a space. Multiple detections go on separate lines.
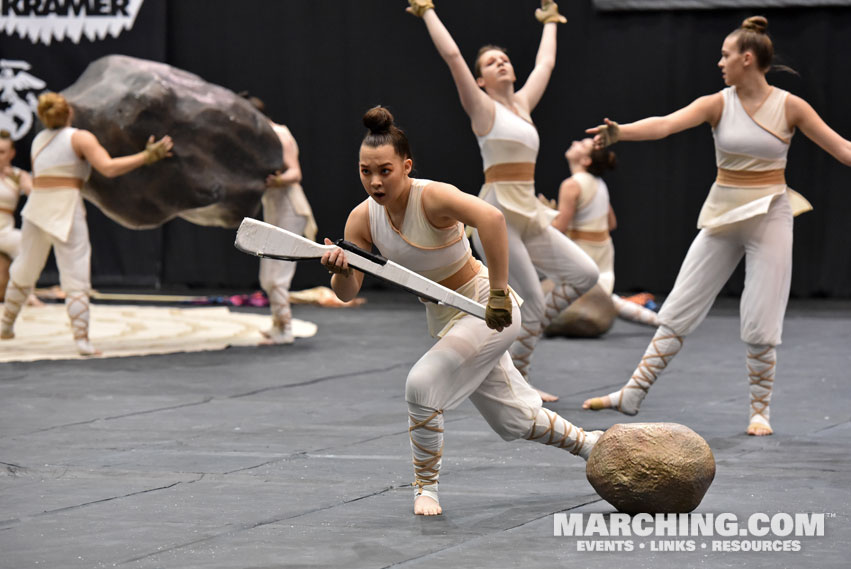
2, 0, 850, 296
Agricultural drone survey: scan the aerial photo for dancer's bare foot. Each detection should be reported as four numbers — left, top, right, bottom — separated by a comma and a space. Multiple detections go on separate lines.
75, 339, 102, 357
747, 422, 773, 436
582, 394, 612, 410
535, 387, 559, 402
414, 494, 442, 516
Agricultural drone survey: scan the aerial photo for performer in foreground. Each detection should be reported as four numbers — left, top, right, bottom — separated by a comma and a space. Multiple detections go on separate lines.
553, 138, 659, 327
582, 17, 851, 436
322, 107, 600, 516
0, 92, 173, 355
245, 95, 317, 344
407, 0, 599, 401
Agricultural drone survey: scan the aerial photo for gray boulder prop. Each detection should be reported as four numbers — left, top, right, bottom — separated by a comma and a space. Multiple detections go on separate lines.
62, 55, 281, 229
544, 283, 616, 338
586, 423, 716, 514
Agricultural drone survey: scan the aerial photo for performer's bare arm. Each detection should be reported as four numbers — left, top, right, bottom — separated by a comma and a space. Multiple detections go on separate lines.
515, 8, 558, 113
416, 9, 495, 136
786, 95, 851, 167
322, 201, 370, 302
267, 127, 303, 187
607, 206, 617, 232
73, 130, 173, 178
587, 94, 723, 144
17, 169, 32, 195
551, 177, 580, 233
420, 181, 509, 290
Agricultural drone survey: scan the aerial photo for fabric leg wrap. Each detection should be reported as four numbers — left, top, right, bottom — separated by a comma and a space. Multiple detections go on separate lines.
267, 284, 292, 329
609, 325, 683, 415
612, 294, 660, 327
408, 402, 444, 504
525, 407, 597, 460
1, 280, 31, 338
65, 292, 90, 341
747, 344, 775, 431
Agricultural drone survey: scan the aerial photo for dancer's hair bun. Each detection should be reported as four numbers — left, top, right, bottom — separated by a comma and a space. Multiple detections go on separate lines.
741, 15, 768, 34
363, 106, 394, 134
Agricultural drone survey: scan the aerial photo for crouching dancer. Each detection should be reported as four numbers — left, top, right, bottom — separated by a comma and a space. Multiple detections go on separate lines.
322, 106, 600, 516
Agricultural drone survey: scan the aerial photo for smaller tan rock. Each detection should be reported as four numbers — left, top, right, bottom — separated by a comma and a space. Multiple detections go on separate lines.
544, 283, 616, 338
586, 422, 715, 514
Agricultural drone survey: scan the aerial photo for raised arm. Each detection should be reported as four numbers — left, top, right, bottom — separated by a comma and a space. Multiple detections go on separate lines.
72, 130, 172, 178
551, 176, 580, 233
786, 94, 851, 167
408, 2, 493, 133
321, 200, 371, 302
516, 1, 567, 112
267, 126, 303, 187
587, 93, 723, 146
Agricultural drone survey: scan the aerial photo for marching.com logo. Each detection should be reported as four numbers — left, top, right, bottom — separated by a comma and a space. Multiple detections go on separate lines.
1, 0, 145, 45
554, 512, 828, 552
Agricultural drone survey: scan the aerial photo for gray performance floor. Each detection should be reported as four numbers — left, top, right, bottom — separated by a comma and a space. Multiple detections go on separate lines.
1, 291, 849, 569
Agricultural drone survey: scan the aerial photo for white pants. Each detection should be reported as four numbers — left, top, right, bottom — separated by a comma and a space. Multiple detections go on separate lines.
10, 200, 91, 293
473, 192, 599, 333
259, 189, 308, 294
0, 216, 21, 259
405, 278, 543, 441
659, 193, 793, 346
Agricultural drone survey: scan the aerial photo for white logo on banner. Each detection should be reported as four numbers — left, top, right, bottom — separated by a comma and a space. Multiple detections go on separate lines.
0, 0, 145, 46
0, 59, 46, 140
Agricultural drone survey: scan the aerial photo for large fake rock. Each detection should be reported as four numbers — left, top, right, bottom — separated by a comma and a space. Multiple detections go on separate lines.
544, 283, 616, 338
62, 55, 282, 229
586, 423, 715, 514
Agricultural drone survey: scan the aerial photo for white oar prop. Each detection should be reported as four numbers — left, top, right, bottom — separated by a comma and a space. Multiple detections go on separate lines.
234, 218, 486, 320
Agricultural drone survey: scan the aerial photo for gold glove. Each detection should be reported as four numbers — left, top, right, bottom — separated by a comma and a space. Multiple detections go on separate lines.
144, 137, 170, 165
535, 1, 567, 24
596, 121, 621, 147
407, 0, 434, 18
485, 288, 513, 330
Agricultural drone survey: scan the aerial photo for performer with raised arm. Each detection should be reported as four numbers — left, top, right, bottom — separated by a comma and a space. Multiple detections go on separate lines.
553, 138, 660, 327
407, 0, 599, 402
244, 95, 317, 345
322, 106, 600, 516
582, 17, 851, 436
0, 92, 173, 355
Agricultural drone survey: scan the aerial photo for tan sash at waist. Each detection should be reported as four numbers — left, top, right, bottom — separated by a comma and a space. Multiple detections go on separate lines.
716, 168, 785, 188
33, 176, 83, 190
0, 207, 14, 215
438, 257, 482, 291
568, 229, 610, 242
484, 162, 535, 183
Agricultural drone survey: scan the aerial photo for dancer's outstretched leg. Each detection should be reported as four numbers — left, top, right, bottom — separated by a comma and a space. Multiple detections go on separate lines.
1, 280, 30, 339
408, 402, 444, 516
746, 344, 775, 436
612, 294, 660, 327
526, 407, 601, 460
582, 325, 683, 415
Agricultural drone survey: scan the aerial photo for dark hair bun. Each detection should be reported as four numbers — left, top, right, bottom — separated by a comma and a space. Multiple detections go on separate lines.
741, 16, 768, 34
363, 106, 394, 134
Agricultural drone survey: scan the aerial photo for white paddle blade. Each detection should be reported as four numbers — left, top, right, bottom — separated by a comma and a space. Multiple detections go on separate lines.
235, 218, 332, 260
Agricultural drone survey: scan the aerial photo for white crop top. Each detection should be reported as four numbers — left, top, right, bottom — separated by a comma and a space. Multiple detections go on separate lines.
368, 178, 472, 283
476, 101, 539, 171
31, 128, 91, 180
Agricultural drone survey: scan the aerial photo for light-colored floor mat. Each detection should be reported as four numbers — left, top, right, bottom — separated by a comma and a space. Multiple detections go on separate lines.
0, 304, 317, 362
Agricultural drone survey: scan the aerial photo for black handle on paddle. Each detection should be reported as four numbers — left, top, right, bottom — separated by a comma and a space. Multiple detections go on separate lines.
335, 239, 388, 266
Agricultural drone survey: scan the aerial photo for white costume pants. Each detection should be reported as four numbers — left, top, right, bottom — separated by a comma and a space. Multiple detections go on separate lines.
10, 200, 91, 293
658, 193, 793, 346
259, 188, 308, 296
405, 280, 543, 441
0, 215, 22, 259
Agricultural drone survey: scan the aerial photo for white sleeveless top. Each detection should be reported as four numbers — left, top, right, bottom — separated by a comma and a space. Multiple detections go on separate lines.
569, 172, 610, 233
23, 127, 90, 241
698, 87, 811, 229
476, 101, 539, 170
368, 178, 471, 283
0, 168, 22, 212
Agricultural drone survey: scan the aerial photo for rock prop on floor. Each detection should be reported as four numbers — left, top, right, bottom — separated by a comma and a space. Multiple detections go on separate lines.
586, 422, 716, 514
62, 55, 282, 229
544, 283, 616, 338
